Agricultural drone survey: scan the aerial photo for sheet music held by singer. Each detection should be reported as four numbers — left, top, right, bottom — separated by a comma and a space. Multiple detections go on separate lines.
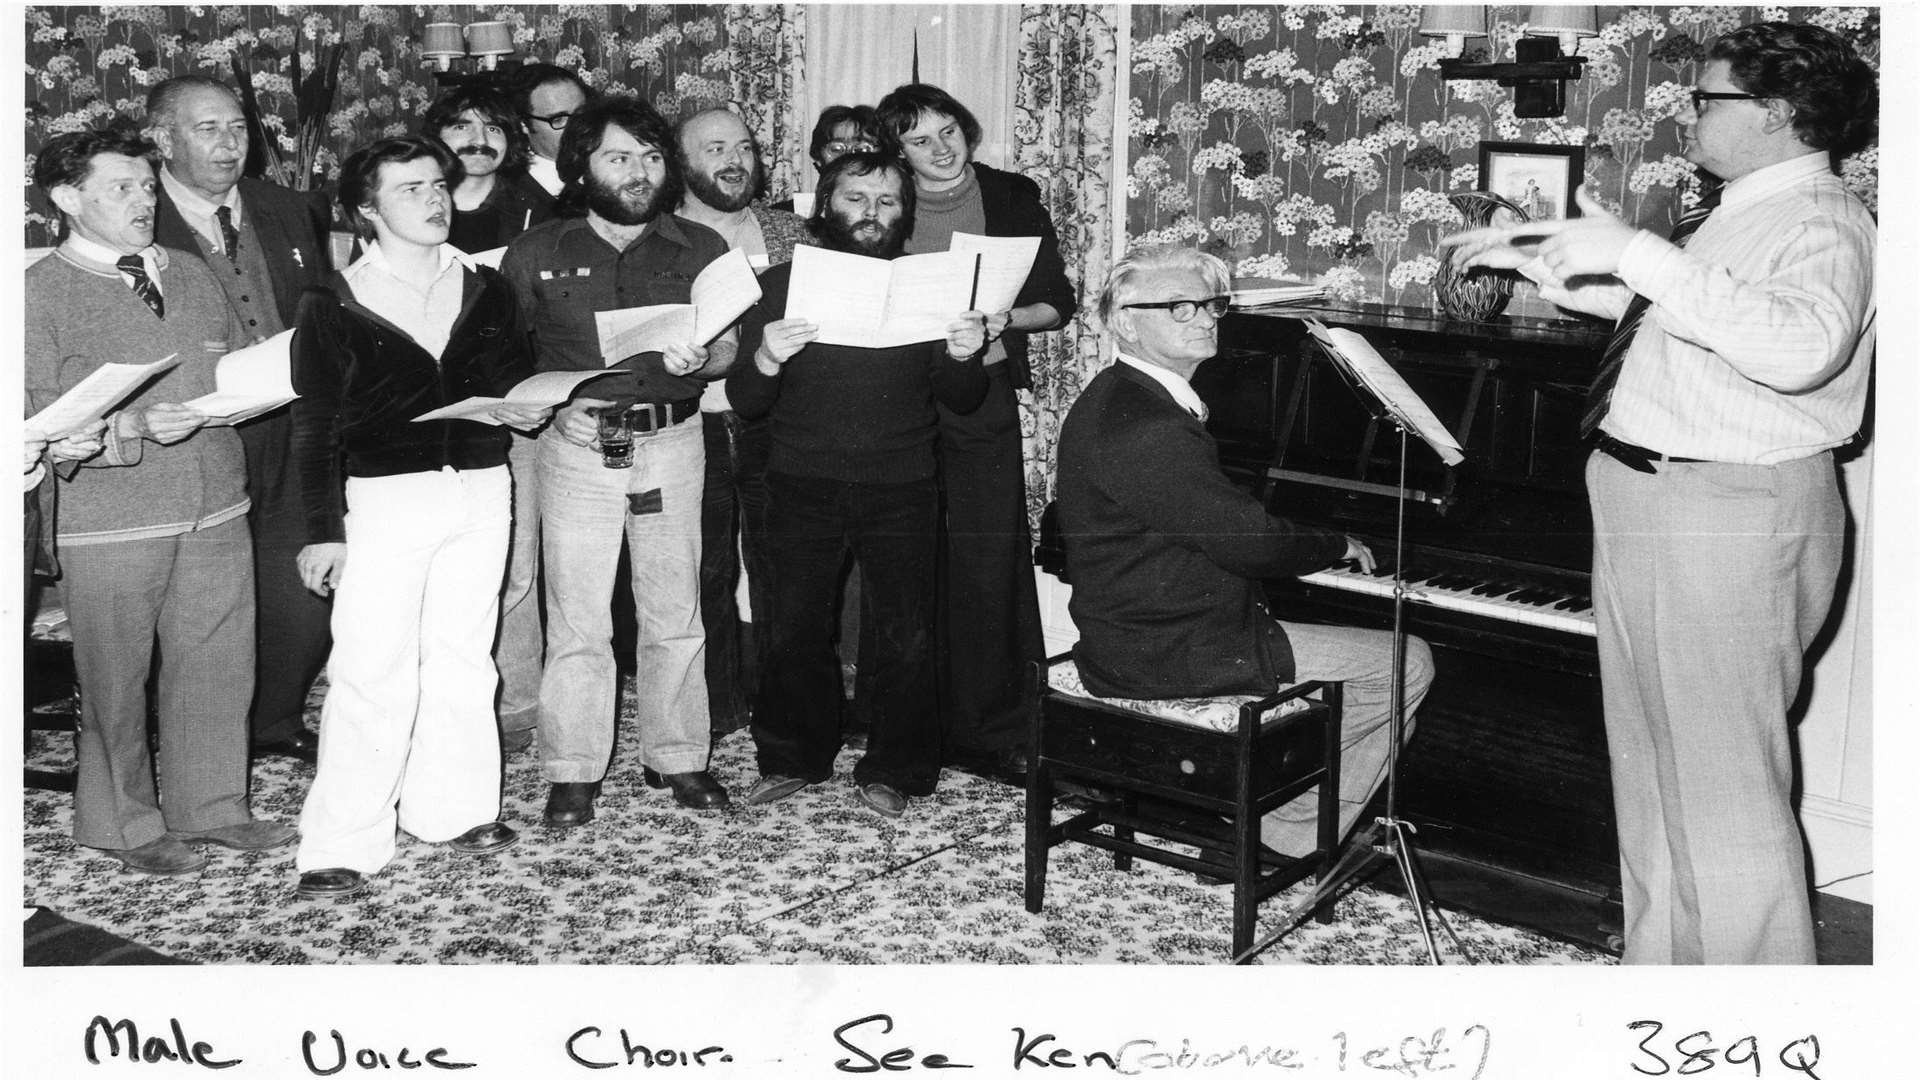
594, 247, 762, 362
182, 328, 299, 424
785, 246, 979, 348
948, 232, 1039, 314
25, 352, 182, 439
1304, 319, 1465, 466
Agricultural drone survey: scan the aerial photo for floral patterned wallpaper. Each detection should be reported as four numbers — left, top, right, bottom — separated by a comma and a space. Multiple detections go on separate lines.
1127, 5, 1880, 309
23, 4, 800, 245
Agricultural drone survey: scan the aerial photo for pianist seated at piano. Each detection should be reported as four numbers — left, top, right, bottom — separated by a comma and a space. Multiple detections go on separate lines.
1054, 244, 1434, 858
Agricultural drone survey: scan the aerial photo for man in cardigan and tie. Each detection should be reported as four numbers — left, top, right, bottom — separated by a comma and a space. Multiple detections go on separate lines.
145, 75, 336, 768
1445, 22, 1877, 964
25, 129, 295, 877
1056, 244, 1432, 862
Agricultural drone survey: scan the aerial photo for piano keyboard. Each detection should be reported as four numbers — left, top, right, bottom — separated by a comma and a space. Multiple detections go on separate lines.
1297, 565, 1597, 637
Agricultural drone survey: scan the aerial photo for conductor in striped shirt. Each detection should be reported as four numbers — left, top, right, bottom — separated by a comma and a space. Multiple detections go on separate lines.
1444, 22, 1876, 965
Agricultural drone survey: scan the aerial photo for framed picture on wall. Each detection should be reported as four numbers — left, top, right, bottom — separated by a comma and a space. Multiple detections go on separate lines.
1478, 142, 1585, 221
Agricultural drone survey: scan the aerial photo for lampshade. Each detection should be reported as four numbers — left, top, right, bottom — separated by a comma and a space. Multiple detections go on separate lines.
1419, 6, 1487, 58
421, 22, 464, 71
464, 20, 516, 70
1525, 6, 1599, 52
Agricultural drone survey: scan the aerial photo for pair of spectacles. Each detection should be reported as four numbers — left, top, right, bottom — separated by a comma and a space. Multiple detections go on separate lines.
1124, 296, 1231, 323
823, 139, 876, 157
1689, 90, 1761, 110
527, 111, 574, 130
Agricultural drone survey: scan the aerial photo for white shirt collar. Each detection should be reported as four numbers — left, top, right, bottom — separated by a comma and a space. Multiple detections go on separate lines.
1719, 151, 1832, 209
64, 232, 165, 275
1116, 352, 1208, 421
160, 166, 242, 224
526, 154, 563, 196
345, 238, 468, 283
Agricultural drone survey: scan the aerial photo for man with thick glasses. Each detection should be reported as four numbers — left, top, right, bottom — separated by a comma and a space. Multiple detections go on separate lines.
1444, 22, 1876, 964
511, 64, 592, 201
1055, 244, 1432, 862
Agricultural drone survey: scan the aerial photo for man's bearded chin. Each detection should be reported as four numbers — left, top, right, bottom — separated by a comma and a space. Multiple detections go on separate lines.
586, 173, 663, 226
686, 162, 760, 213
819, 211, 905, 258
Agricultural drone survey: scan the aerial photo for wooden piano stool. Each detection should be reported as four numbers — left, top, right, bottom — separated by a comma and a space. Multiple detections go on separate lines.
1024, 656, 1345, 960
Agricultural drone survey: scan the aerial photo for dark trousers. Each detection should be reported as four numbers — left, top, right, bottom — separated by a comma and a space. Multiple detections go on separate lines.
930, 368, 1044, 756
754, 472, 939, 795
240, 416, 332, 746
698, 410, 771, 734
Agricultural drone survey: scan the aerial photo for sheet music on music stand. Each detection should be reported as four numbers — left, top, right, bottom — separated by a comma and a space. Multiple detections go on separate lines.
1302, 318, 1464, 467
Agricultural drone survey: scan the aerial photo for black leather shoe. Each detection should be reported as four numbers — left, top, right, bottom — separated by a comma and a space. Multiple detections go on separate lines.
643, 768, 730, 810
947, 745, 1029, 787
252, 729, 320, 765
543, 781, 599, 828
297, 867, 368, 900
448, 821, 520, 854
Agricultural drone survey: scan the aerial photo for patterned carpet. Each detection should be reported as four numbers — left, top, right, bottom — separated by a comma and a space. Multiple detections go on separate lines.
21, 672, 1612, 967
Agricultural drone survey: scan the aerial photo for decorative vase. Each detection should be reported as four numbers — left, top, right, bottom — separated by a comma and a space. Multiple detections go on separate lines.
1432, 190, 1528, 322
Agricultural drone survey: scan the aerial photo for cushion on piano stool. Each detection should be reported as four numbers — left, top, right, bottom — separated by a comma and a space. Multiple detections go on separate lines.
1044, 659, 1314, 734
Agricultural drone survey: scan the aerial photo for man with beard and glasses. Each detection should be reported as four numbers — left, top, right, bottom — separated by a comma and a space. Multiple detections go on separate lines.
423, 83, 559, 760
423, 84, 556, 256
674, 107, 813, 741
500, 97, 735, 827
728, 152, 989, 819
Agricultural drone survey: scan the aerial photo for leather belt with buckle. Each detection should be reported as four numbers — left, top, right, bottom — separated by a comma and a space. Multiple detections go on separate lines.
1591, 432, 1707, 474
630, 398, 700, 436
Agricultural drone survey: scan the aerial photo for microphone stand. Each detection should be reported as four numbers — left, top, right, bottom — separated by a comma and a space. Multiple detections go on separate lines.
1232, 337, 1469, 966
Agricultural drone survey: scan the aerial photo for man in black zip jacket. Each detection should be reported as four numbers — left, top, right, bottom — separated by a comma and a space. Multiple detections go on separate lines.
287, 137, 549, 901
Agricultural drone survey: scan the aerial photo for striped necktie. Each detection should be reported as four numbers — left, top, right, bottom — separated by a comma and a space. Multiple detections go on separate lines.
1578, 183, 1724, 438
215, 205, 241, 262
116, 254, 164, 319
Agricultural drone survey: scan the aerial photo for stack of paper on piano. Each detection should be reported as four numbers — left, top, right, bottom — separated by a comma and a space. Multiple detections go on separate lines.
594, 247, 761, 363
412, 369, 623, 424
1229, 276, 1324, 308
786, 245, 979, 348
182, 328, 299, 424
25, 353, 182, 439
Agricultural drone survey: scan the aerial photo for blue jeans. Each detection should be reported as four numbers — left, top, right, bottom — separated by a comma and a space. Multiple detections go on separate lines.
536, 420, 711, 782
755, 472, 940, 795
494, 431, 545, 736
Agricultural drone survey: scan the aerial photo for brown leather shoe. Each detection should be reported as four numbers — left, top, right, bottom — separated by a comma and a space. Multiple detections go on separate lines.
743, 774, 810, 806
297, 867, 368, 900
854, 782, 908, 819
448, 821, 520, 854
108, 835, 207, 876
173, 819, 297, 851
543, 781, 598, 827
642, 768, 730, 810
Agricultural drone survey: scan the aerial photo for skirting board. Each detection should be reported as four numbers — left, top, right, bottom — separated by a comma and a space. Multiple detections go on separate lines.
1034, 571, 1874, 907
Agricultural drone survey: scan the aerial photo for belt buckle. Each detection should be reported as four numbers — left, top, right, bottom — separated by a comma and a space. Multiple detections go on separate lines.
631, 402, 662, 437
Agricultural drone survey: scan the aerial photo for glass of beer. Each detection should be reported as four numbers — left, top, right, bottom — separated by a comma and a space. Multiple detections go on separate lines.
597, 406, 634, 469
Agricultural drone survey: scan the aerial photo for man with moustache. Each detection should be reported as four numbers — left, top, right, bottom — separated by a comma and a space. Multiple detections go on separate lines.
875, 83, 1079, 788
1443, 22, 1876, 964
424, 83, 556, 255
729, 152, 989, 818
289, 136, 546, 900
501, 97, 734, 825
424, 82, 559, 758
675, 107, 812, 738
511, 64, 592, 201
26, 129, 294, 876
145, 75, 334, 767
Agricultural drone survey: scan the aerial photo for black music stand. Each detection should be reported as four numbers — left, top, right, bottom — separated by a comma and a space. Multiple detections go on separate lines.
1233, 320, 1469, 965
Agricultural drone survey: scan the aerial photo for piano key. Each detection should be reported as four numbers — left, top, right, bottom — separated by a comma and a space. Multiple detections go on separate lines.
1296, 565, 1596, 637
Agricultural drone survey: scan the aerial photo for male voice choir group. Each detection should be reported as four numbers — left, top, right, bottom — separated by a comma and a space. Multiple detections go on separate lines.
24, 22, 1875, 967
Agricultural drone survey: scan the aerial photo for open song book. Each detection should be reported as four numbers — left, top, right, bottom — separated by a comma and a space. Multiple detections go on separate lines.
594, 247, 761, 363
785, 245, 980, 348
1302, 318, 1464, 466
182, 328, 299, 424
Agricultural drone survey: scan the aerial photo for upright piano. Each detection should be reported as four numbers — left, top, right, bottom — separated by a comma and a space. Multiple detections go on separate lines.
1202, 302, 1621, 952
